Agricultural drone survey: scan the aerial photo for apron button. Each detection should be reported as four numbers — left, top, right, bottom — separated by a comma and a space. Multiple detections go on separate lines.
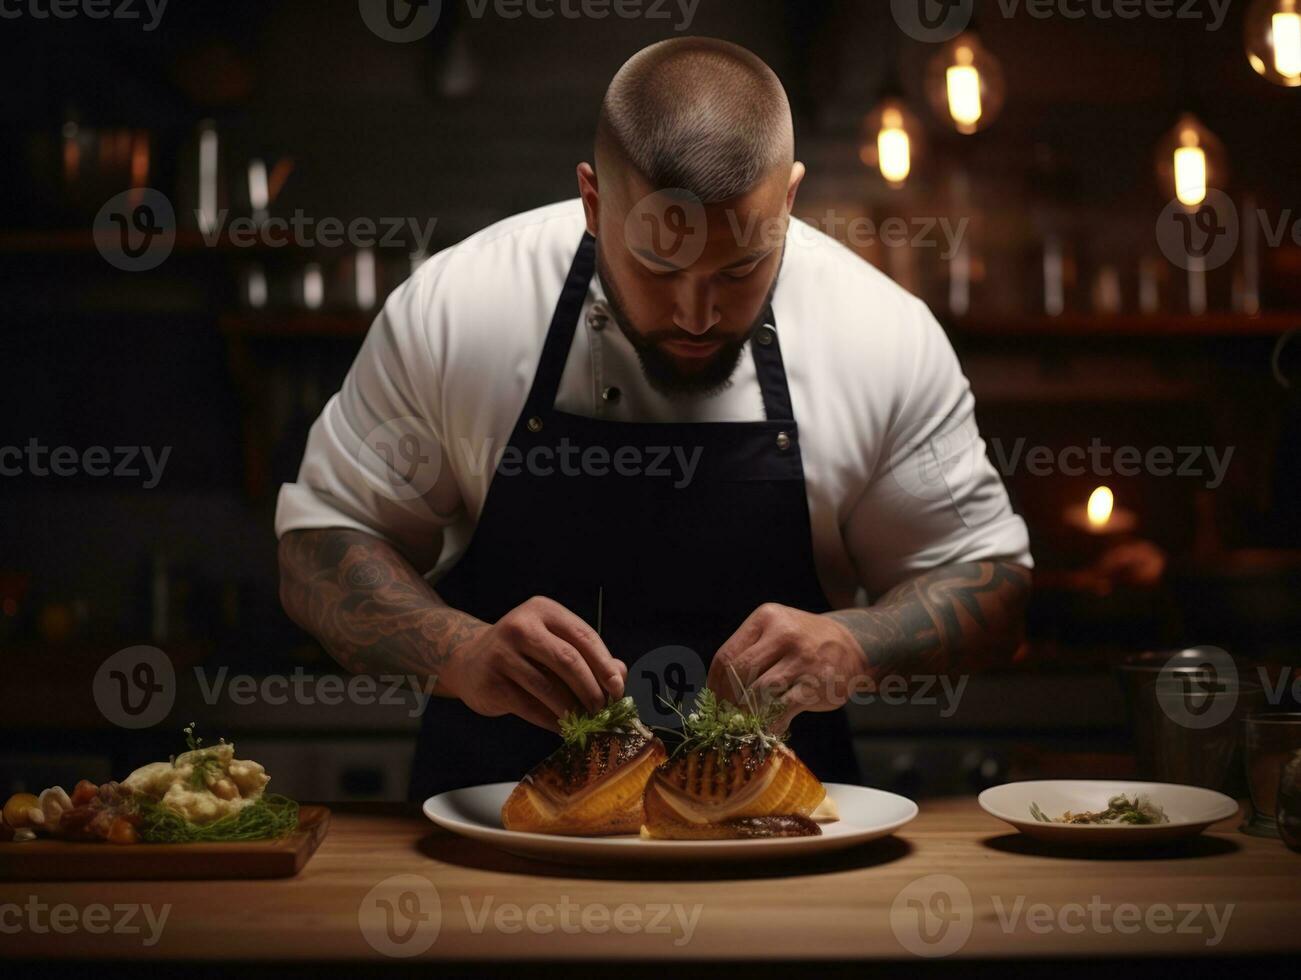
776, 431, 791, 451
757, 326, 775, 347
527, 416, 544, 433
601, 386, 621, 403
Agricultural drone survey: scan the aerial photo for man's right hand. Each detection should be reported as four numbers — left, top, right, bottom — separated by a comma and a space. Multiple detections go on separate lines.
438, 596, 627, 732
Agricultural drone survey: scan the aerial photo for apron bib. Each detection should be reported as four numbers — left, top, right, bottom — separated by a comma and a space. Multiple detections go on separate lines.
409, 233, 858, 799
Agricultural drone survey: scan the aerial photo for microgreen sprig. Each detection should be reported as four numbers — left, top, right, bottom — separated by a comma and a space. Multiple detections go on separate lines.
669, 669, 786, 757
558, 696, 645, 749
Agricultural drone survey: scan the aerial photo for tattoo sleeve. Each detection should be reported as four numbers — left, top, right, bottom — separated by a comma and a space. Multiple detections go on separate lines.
825, 561, 1032, 678
277, 527, 487, 691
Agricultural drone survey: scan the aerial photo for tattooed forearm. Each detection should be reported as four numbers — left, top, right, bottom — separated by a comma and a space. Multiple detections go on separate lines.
826, 561, 1031, 678
277, 527, 487, 691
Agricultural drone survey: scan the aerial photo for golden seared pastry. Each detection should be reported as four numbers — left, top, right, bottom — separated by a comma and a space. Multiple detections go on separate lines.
641, 689, 829, 840
501, 698, 667, 836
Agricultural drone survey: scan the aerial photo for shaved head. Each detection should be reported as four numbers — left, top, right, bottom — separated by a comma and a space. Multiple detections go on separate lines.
595, 37, 794, 204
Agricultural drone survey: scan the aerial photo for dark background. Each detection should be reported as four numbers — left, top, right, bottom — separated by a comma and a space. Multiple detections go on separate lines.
1, 0, 1298, 801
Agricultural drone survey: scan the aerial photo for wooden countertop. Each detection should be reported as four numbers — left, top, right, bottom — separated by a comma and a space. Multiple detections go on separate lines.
3, 798, 1299, 968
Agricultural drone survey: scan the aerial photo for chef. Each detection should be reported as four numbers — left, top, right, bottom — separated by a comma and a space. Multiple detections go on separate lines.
275, 37, 1032, 799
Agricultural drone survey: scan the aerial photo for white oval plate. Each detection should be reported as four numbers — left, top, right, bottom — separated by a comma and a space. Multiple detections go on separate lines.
423, 782, 917, 864
979, 780, 1240, 846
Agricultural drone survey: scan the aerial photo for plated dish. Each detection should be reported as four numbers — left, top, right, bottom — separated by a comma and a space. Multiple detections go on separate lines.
427, 691, 917, 862
0, 726, 299, 846
979, 780, 1239, 846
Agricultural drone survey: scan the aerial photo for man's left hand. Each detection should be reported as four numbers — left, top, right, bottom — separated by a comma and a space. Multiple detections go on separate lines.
707, 603, 870, 731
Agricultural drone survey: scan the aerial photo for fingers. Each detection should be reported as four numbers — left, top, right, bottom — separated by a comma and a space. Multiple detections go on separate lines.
503, 655, 583, 721
522, 630, 607, 714
539, 602, 626, 701
709, 606, 793, 698
503, 683, 562, 733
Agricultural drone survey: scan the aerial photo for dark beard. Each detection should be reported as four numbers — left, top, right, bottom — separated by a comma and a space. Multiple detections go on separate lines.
596, 247, 780, 400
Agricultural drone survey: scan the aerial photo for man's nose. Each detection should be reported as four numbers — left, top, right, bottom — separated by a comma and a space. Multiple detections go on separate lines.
673, 280, 721, 336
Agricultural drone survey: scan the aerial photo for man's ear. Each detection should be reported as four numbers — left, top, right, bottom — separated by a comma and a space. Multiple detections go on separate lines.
577, 163, 600, 236
786, 162, 806, 213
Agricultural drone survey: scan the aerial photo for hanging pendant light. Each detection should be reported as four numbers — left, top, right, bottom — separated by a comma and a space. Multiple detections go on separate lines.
924, 28, 1005, 135
1245, 0, 1301, 87
1154, 112, 1228, 208
860, 77, 924, 189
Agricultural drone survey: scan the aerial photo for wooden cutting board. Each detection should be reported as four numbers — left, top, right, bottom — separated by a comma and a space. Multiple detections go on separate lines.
0, 805, 329, 880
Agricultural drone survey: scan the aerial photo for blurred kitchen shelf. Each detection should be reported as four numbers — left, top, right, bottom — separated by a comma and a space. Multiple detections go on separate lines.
949, 313, 1299, 337
219, 311, 1301, 341
0, 228, 423, 255
220, 312, 372, 338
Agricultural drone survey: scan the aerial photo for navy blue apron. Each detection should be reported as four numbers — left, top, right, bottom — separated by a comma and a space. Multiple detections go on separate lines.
409, 233, 858, 800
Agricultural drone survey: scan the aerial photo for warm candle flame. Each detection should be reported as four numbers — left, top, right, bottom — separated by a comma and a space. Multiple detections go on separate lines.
1087, 486, 1115, 528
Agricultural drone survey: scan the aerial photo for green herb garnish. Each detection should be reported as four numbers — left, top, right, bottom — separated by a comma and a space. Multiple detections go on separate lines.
181, 722, 225, 791
671, 683, 785, 758
1031, 794, 1168, 825
558, 696, 644, 749
135, 794, 300, 843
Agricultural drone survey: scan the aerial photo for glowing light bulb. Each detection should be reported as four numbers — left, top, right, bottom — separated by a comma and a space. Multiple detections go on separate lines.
1174, 142, 1208, 208
925, 33, 1005, 135
947, 48, 983, 131
1274, 10, 1301, 76
1246, 0, 1301, 84
860, 97, 923, 188
1087, 486, 1115, 529
877, 108, 912, 185
1156, 114, 1227, 209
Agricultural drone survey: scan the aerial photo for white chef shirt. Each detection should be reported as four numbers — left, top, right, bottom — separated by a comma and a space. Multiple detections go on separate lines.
275, 199, 1031, 608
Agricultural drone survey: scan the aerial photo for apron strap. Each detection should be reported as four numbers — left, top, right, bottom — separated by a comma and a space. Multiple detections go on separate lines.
525, 233, 797, 424
751, 307, 796, 423
524, 232, 598, 420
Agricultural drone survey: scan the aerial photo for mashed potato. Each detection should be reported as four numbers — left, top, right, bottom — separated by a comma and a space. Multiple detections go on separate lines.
124, 742, 270, 825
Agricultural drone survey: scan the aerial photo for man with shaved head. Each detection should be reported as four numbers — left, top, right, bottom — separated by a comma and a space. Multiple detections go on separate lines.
277, 38, 1032, 796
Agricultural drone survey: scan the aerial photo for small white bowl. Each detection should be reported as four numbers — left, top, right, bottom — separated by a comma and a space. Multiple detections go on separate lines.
979, 780, 1239, 846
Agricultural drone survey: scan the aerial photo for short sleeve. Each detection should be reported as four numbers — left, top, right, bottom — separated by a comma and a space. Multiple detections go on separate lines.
843, 298, 1032, 597
274, 267, 463, 572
